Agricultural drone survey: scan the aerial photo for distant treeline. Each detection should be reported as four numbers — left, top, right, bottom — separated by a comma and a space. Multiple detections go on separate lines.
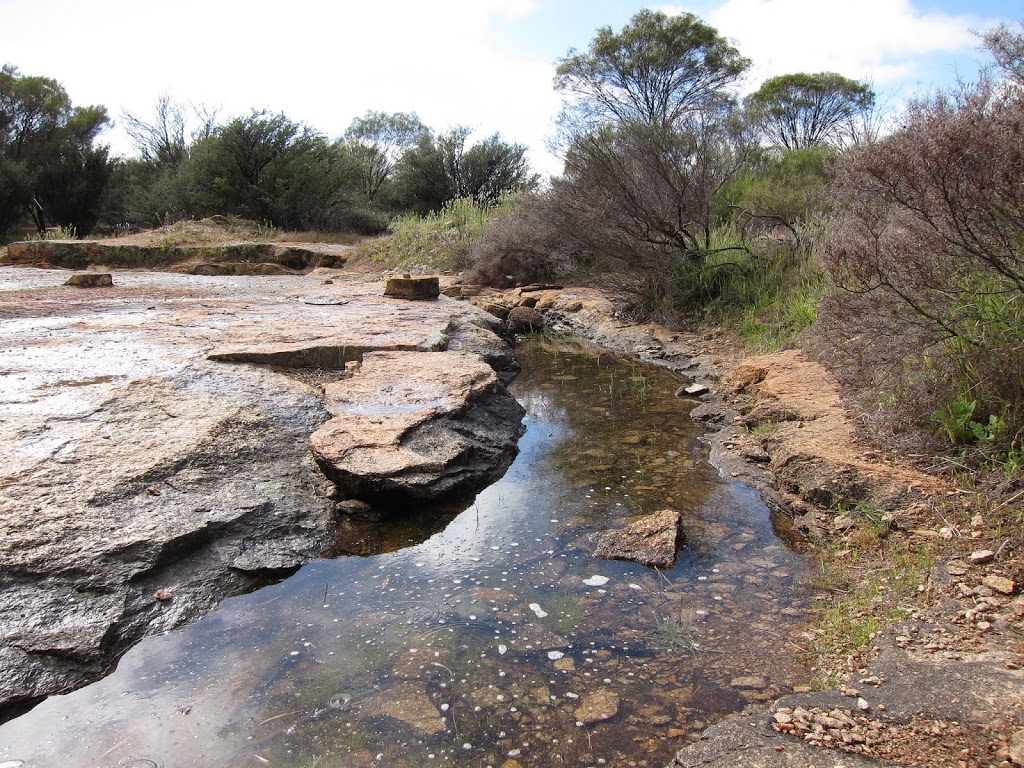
0, 70, 536, 239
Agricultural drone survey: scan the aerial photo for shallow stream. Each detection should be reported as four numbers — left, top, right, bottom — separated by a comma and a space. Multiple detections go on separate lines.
0, 339, 813, 768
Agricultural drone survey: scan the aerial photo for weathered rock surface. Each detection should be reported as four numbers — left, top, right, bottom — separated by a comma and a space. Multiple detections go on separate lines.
670, 622, 1024, 767
575, 689, 620, 724
594, 508, 682, 567
4, 239, 347, 271
311, 350, 525, 503
0, 267, 521, 718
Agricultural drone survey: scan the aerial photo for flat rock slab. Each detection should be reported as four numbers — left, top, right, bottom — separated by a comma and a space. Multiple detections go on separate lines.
594, 508, 682, 567
0, 267, 520, 715
310, 350, 525, 503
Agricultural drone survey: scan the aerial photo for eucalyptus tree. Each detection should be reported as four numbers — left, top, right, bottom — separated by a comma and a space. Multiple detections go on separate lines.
744, 72, 875, 149
344, 110, 427, 202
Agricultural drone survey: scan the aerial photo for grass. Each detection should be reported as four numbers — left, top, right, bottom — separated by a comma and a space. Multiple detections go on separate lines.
649, 613, 700, 656
355, 196, 513, 272
809, 527, 936, 688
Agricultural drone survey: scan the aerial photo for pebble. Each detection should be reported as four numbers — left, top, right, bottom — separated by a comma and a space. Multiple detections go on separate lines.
982, 575, 1016, 595
970, 549, 996, 564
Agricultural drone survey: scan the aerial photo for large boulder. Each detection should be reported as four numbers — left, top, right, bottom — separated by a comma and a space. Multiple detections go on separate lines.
310, 350, 525, 504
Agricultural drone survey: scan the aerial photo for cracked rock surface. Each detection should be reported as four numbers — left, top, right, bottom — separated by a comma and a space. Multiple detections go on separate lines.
0, 268, 520, 717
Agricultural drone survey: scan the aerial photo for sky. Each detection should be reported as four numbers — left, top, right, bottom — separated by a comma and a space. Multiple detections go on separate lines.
0, 0, 1015, 177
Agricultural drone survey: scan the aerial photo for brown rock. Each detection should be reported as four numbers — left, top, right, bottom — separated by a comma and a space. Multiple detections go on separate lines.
593, 508, 682, 567
361, 683, 444, 735
64, 272, 113, 288
384, 276, 440, 300
982, 574, 1016, 595
574, 689, 619, 723
506, 305, 544, 334
310, 351, 525, 503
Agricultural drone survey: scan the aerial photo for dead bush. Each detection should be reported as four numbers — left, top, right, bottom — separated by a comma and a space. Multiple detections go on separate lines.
818, 74, 1024, 450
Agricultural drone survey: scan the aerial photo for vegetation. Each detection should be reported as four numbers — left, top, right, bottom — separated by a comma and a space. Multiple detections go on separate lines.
2, 11, 1021, 465
744, 73, 875, 150
0, 64, 111, 238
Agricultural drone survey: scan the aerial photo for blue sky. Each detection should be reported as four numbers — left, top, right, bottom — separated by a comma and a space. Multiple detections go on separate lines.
0, 0, 1015, 175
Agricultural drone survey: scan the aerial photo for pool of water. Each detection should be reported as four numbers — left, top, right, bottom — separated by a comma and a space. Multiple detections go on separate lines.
0, 339, 813, 768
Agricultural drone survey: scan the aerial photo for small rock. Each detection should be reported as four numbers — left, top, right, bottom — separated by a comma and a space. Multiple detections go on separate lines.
832, 513, 858, 533
64, 272, 113, 288
154, 589, 173, 602
730, 675, 767, 690
383, 276, 439, 300
1008, 727, 1024, 764
506, 306, 544, 334
982, 575, 1016, 595
574, 689, 619, 724
970, 549, 996, 564
857, 698, 871, 711
677, 383, 708, 396
594, 508, 682, 568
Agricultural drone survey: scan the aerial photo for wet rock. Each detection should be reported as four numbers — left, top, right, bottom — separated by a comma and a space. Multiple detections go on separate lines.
361, 683, 444, 735
310, 351, 525, 503
507, 306, 544, 334
593, 508, 682, 568
384, 276, 440, 300
64, 272, 112, 287
574, 689, 619, 723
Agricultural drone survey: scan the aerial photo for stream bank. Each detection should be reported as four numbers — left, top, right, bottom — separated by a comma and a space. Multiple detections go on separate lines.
456, 283, 1024, 768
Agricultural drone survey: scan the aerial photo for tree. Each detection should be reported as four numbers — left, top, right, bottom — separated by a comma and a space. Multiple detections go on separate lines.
0, 64, 111, 236
744, 72, 875, 150
186, 110, 360, 230
121, 95, 219, 169
981, 21, 1024, 86
554, 9, 749, 134
394, 128, 535, 212
344, 111, 427, 201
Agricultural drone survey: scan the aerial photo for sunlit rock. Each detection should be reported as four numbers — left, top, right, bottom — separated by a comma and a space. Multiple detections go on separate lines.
310, 351, 525, 503
593, 508, 682, 567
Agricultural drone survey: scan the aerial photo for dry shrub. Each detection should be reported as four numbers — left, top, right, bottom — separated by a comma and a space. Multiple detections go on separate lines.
816, 75, 1024, 450
464, 193, 577, 287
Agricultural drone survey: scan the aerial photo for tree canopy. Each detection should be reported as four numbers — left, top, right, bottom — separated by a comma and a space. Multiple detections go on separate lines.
344, 111, 427, 201
554, 9, 749, 133
0, 64, 111, 236
744, 72, 875, 150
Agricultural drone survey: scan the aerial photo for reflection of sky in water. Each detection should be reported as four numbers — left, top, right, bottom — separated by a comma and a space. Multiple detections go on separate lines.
0, 345, 812, 768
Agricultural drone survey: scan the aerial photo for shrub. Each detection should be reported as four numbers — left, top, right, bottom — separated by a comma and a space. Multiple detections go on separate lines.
818, 74, 1024, 450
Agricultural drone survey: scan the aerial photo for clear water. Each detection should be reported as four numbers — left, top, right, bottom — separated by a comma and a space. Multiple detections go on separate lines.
0, 339, 812, 768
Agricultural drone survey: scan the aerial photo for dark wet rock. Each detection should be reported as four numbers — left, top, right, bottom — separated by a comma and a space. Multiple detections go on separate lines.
310, 350, 525, 504
384, 276, 440, 300
507, 305, 544, 334
594, 508, 682, 568
64, 272, 112, 287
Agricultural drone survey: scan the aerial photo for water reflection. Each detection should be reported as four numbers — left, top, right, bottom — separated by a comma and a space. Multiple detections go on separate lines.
0, 340, 812, 767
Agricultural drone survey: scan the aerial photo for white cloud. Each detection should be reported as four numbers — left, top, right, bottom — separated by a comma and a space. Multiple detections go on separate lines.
0, 0, 562, 173
662, 0, 990, 92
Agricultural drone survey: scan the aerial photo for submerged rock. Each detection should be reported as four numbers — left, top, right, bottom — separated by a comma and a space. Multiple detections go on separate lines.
593, 508, 682, 568
310, 350, 525, 503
